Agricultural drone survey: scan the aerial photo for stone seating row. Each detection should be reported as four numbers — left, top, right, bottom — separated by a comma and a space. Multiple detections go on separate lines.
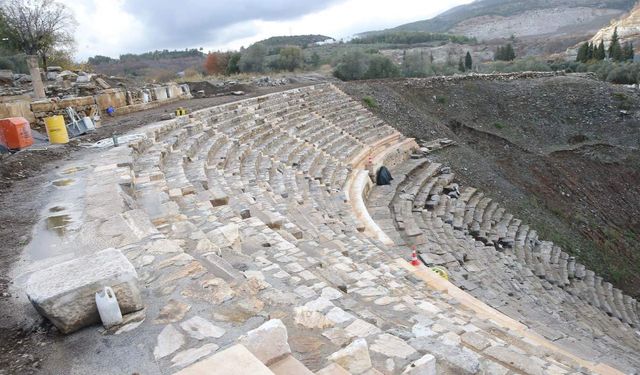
32, 83, 631, 374
126, 87, 604, 374
365, 156, 640, 372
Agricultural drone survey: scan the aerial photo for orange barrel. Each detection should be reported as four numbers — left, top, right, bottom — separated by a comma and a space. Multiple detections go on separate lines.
44, 115, 69, 144
0, 117, 34, 150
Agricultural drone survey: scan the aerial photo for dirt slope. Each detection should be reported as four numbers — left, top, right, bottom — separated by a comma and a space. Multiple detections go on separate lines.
340, 73, 640, 296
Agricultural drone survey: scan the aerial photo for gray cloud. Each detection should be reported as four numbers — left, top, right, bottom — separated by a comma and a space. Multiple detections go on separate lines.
121, 0, 346, 49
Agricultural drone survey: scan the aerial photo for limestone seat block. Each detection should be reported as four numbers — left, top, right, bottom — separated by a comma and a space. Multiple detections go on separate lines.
26, 248, 143, 334
173, 344, 274, 375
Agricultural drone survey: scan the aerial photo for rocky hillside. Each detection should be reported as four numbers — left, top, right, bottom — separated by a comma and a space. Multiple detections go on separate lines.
365, 0, 636, 56
589, 2, 640, 47
340, 73, 640, 297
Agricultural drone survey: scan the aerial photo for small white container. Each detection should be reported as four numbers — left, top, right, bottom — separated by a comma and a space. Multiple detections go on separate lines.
95, 286, 123, 328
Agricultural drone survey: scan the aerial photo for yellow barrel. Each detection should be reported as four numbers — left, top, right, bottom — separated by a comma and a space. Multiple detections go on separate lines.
44, 115, 69, 144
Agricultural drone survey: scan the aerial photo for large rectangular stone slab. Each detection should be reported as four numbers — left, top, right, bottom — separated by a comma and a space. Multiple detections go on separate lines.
26, 248, 143, 334
173, 344, 273, 375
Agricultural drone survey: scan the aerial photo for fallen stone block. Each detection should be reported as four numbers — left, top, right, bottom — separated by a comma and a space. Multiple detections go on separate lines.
316, 363, 351, 375
403, 353, 436, 375
26, 248, 143, 334
268, 354, 314, 375
328, 338, 372, 374
239, 319, 291, 365
173, 344, 272, 375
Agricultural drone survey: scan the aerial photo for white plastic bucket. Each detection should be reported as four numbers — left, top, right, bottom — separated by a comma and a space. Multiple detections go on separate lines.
95, 286, 123, 328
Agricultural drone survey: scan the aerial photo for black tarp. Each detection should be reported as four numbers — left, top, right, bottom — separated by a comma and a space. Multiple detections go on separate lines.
376, 166, 393, 185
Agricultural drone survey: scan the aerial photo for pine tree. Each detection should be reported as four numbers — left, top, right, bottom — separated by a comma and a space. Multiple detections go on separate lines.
576, 43, 588, 63
623, 42, 635, 61
465, 51, 473, 70
505, 43, 516, 61
608, 27, 623, 61
496, 44, 516, 61
596, 40, 606, 60
495, 46, 503, 61
587, 43, 594, 60
458, 57, 466, 72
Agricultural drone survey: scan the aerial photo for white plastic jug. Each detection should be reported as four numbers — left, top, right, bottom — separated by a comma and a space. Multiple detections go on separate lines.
95, 286, 123, 328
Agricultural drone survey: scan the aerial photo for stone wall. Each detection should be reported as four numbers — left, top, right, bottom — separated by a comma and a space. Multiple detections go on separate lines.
166, 83, 182, 99
94, 88, 127, 110
0, 96, 35, 123
152, 87, 168, 101
1, 83, 191, 130
31, 96, 98, 128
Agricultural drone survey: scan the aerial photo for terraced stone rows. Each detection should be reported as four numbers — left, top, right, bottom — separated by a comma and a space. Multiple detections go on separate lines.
367, 156, 640, 372
35, 83, 638, 374
145, 86, 560, 374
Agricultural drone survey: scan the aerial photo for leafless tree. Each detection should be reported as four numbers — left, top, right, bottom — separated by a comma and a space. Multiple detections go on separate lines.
0, 0, 76, 68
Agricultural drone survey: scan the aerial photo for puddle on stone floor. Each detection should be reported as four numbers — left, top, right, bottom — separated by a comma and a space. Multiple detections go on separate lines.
61, 166, 87, 175
46, 214, 73, 236
52, 178, 75, 187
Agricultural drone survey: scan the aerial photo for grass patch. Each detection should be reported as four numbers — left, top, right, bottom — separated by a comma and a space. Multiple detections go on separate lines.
613, 91, 632, 111
493, 122, 505, 129
435, 96, 447, 104
362, 96, 378, 109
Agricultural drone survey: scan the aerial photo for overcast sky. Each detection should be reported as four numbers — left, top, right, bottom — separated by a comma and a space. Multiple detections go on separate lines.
58, 0, 474, 60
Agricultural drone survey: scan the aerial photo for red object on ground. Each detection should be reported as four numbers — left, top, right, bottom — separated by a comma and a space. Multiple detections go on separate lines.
0, 117, 33, 150
410, 250, 421, 266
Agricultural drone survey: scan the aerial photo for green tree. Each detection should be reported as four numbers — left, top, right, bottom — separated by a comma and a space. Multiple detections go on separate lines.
465, 51, 473, 70
495, 44, 516, 61
576, 43, 589, 63
495, 46, 503, 61
608, 27, 623, 61
505, 43, 516, 61
587, 43, 594, 60
309, 52, 321, 67
402, 50, 433, 77
623, 42, 634, 61
225, 52, 241, 75
364, 54, 399, 79
239, 43, 267, 72
0, 0, 76, 68
595, 40, 606, 60
333, 50, 368, 80
458, 57, 465, 72
276, 46, 303, 71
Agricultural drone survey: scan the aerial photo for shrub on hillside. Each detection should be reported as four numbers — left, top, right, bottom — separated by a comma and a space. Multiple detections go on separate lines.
239, 44, 267, 72
204, 52, 229, 75
334, 51, 369, 80
274, 46, 304, 72
606, 66, 637, 84
364, 54, 400, 79
362, 96, 378, 109
226, 53, 241, 75
333, 52, 400, 81
402, 50, 435, 77
481, 57, 551, 73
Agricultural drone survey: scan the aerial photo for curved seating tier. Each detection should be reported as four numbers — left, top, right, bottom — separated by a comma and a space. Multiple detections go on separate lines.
40, 83, 636, 374
365, 156, 640, 372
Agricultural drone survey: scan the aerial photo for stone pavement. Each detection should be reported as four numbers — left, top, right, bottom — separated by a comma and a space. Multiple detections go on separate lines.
12, 83, 638, 374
